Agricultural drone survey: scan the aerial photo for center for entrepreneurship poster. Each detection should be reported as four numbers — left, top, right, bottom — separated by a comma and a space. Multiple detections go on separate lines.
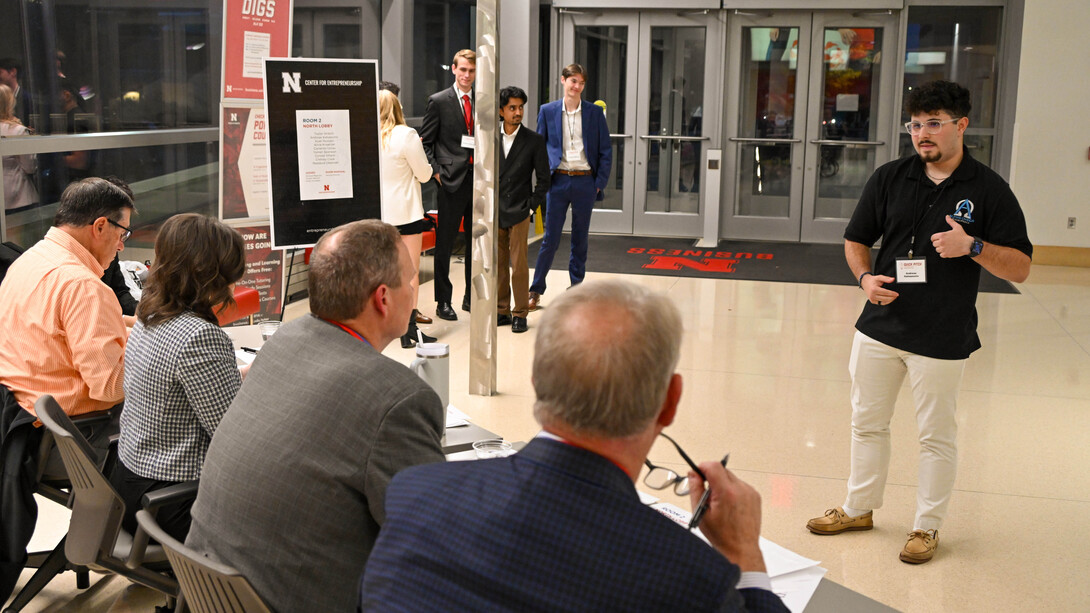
263, 58, 380, 248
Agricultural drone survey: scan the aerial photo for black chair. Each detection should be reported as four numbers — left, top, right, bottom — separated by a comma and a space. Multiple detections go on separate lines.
2, 410, 111, 612
136, 507, 271, 613
32, 395, 184, 610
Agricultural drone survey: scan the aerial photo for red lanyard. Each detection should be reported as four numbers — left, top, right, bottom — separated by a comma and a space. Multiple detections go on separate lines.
321, 318, 371, 346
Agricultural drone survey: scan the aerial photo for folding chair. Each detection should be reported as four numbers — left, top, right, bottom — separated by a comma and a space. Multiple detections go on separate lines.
33, 395, 183, 610
136, 509, 271, 613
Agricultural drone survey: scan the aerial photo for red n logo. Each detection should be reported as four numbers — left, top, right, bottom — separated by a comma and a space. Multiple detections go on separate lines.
643, 257, 737, 273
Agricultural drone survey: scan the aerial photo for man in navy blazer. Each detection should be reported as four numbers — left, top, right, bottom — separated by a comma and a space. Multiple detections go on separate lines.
528, 63, 612, 311
420, 49, 476, 321
360, 280, 788, 613
496, 85, 549, 333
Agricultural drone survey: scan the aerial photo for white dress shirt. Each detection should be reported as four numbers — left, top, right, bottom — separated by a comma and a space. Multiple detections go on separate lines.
502, 123, 520, 157
558, 102, 591, 171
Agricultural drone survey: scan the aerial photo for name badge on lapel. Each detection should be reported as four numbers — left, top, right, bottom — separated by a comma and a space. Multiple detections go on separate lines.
461, 135, 475, 149
895, 257, 927, 283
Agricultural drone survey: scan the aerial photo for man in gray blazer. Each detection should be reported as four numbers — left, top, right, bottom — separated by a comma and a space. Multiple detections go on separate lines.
186, 220, 445, 613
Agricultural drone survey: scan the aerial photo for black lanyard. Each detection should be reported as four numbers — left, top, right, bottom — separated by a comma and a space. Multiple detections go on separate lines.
909, 173, 950, 258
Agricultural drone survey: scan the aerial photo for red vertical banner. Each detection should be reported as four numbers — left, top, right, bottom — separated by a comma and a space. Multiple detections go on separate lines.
226, 223, 285, 326
223, 0, 292, 101
220, 103, 270, 220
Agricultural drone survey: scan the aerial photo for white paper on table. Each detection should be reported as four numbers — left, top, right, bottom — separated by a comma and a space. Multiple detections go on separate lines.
646, 502, 826, 613
649, 502, 691, 529
768, 565, 827, 613
234, 349, 256, 365
759, 536, 821, 578
445, 405, 470, 428
637, 490, 660, 506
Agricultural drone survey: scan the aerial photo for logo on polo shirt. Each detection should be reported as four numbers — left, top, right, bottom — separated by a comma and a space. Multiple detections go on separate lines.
951, 199, 975, 224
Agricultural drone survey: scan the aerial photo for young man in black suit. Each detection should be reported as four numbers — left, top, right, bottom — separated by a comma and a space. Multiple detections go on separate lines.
496, 86, 549, 333
419, 49, 476, 322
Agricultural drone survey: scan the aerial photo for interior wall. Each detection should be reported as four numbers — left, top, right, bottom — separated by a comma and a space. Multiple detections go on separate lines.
1010, 0, 1090, 249
498, 0, 539, 130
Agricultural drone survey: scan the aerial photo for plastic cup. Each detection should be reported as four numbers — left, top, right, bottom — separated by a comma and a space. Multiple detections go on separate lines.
472, 439, 514, 459
260, 320, 281, 341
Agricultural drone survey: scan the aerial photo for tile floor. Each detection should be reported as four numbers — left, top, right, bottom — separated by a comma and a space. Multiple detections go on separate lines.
8, 259, 1090, 612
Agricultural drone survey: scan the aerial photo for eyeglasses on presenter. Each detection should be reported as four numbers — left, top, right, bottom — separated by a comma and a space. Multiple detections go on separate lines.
904, 118, 959, 136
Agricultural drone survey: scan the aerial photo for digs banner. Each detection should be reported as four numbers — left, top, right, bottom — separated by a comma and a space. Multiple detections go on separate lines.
222, 0, 292, 100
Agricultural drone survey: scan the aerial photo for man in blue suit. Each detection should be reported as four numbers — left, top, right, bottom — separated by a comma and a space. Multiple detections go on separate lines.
528, 63, 612, 311
360, 280, 788, 613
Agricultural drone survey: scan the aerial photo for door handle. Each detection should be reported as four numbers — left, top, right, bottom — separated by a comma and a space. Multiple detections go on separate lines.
809, 140, 885, 146
639, 135, 710, 141
728, 137, 801, 144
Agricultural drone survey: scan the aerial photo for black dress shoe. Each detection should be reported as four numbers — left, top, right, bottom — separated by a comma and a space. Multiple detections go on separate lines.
497, 314, 512, 327
436, 302, 457, 321
461, 296, 471, 312
400, 333, 416, 348
512, 316, 528, 333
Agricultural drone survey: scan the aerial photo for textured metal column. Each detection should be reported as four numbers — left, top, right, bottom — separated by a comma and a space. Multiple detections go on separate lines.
469, 0, 499, 395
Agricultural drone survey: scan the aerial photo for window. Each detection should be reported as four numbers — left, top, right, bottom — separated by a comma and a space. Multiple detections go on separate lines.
901, 6, 1003, 166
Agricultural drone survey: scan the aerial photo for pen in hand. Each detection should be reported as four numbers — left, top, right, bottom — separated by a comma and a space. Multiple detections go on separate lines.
688, 453, 730, 530
240, 346, 259, 354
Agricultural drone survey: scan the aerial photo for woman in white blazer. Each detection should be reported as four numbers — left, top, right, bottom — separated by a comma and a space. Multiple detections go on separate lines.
379, 90, 436, 348
0, 84, 38, 212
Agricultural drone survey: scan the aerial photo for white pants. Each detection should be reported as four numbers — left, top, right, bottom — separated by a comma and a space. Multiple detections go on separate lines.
844, 331, 966, 531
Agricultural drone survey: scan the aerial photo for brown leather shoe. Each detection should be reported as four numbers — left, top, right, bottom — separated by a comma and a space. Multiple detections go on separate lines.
900, 529, 938, 564
528, 291, 541, 312
415, 311, 433, 324
806, 507, 874, 535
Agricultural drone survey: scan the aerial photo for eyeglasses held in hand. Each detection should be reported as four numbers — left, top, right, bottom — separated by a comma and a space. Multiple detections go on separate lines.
904, 118, 959, 136
642, 432, 705, 497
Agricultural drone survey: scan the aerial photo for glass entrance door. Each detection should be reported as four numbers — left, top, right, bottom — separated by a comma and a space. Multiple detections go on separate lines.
558, 10, 720, 236
559, 12, 638, 234
633, 12, 721, 236
723, 10, 898, 242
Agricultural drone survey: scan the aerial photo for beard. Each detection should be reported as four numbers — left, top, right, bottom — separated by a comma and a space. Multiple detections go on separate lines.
916, 142, 942, 164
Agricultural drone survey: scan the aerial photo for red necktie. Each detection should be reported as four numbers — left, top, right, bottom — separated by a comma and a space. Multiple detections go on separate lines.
463, 94, 473, 164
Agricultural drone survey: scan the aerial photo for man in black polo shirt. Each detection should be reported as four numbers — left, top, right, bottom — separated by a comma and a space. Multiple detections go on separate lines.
806, 80, 1032, 564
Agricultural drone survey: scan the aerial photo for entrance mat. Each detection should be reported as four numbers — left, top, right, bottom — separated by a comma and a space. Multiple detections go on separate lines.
528, 234, 1018, 294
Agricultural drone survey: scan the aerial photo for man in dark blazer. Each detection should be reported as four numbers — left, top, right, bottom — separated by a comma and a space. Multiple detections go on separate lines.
420, 49, 476, 321
528, 63, 612, 311
496, 85, 549, 333
360, 280, 788, 613
187, 220, 445, 613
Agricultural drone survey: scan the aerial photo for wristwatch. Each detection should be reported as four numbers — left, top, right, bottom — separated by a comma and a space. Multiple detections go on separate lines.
969, 237, 984, 258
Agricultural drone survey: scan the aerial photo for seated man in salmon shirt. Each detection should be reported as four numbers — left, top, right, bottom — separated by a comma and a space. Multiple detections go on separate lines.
0, 177, 135, 470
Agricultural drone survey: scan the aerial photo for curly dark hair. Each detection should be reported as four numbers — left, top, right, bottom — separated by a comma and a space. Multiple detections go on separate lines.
904, 80, 971, 119
137, 214, 246, 327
